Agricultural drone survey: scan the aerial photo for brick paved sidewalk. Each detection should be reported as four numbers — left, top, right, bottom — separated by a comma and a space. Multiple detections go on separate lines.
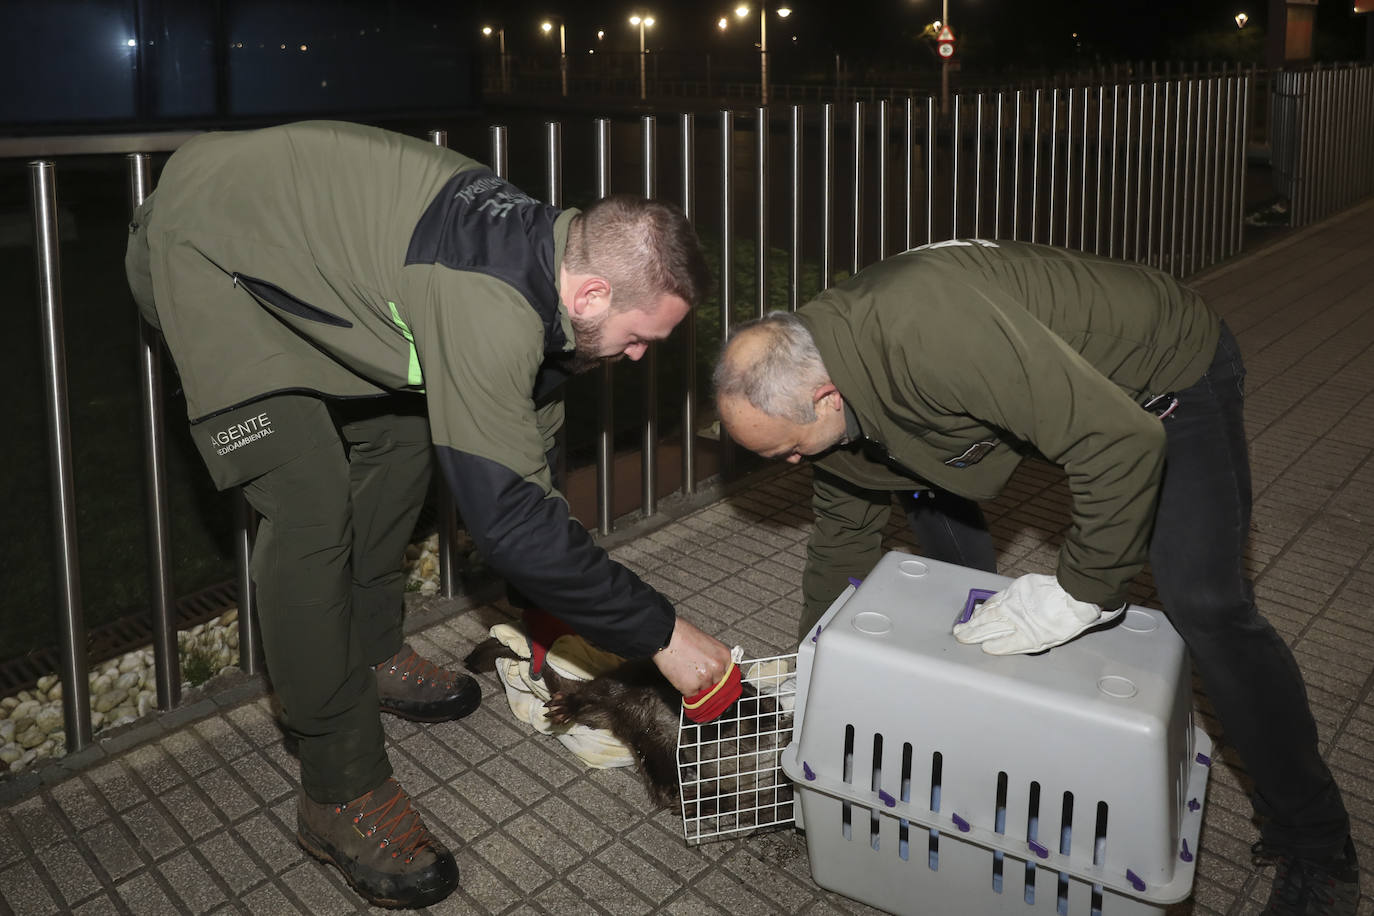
2, 199, 1372, 915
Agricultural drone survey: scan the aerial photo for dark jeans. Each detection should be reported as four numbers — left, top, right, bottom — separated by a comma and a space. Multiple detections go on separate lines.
911, 323, 1349, 857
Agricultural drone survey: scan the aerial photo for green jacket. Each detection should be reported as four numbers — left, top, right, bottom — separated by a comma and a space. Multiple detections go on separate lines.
799, 239, 1220, 620
134, 121, 674, 657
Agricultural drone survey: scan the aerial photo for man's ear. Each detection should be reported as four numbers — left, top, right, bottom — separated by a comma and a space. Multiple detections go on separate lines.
569, 275, 612, 319
813, 381, 843, 413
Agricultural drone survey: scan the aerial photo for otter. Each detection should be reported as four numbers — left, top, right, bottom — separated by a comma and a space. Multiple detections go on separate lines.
463, 638, 794, 826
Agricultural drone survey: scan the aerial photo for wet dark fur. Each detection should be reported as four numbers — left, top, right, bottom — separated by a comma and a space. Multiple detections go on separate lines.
463, 637, 793, 818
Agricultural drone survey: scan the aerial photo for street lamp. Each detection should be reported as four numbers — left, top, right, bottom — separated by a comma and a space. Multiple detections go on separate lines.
730, 5, 791, 105
1234, 11, 1249, 27
541, 19, 567, 97
481, 25, 508, 95
629, 13, 656, 100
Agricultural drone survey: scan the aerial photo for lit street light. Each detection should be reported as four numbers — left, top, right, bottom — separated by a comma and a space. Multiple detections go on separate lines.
1234, 11, 1249, 27
481, 25, 508, 95
630, 12, 656, 100
728, 5, 791, 105
541, 19, 568, 97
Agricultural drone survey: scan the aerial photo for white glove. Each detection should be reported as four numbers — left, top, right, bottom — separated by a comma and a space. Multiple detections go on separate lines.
952, 574, 1124, 655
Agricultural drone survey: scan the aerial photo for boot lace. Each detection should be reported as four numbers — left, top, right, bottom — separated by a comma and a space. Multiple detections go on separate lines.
377, 647, 456, 689
334, 782, 436, 864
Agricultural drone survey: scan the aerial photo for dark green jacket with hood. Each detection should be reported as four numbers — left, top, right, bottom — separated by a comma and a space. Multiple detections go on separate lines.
133, 120, 673, 657
798, 239, 1220, 622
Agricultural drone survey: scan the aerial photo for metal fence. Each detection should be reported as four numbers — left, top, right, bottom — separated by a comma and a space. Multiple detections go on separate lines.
1270, 63, 1374, 227
14, 62, 1363, 757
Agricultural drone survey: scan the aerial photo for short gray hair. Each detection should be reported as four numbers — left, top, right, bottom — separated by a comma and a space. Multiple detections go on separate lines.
713, 312, 830, 423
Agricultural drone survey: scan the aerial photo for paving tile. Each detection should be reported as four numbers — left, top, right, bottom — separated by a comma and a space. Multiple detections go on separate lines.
232, 812, 306, 875
159, 783, 222, 840
48, 779, 108, 832
196, 829, 266, 896
69, 895, 122, 916
278, 859, 358, 914
87, 762, 146, 813
0, 860, 59, 916
9, 796, 67, 852
567, 860, 656, 916
114, 873, 180, 916
122, 745, 182, 797
35, 838, 103, 908
240, 883, 305, 915
79, 820, 144, 882
162, 849, 227, 914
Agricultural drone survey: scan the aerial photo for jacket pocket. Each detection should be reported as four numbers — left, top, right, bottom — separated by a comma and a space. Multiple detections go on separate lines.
233, 273, 354, 328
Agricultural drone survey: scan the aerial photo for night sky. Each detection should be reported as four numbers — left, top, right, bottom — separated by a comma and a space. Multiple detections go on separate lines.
466, 0, 1365, 65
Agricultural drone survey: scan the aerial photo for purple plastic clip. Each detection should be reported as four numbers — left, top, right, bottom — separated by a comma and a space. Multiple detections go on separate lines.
802, 761, 816, 781
1187, 798, 1201, 812
1027, 839, 1049, 859
1180, 840, 1194, 863
878, 789, 896, 807
847, 577, 863, 588
1126, 869, 1146, 892
810, 625, 822, 644
1195, 752, 1213, 767
951, 813, 970, 833
956, 588, 1000, 625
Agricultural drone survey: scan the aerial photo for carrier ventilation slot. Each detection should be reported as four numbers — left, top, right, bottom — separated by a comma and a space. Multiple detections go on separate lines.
1091, 802, 1110, 916
992, 771, 1008, 893
1056, 792, 1075, 915
1024, 781, 1042, 904
841, 724, 855, 840
898, 743, 914, 861
869, 734, 884, 850
928, 751, 943, 870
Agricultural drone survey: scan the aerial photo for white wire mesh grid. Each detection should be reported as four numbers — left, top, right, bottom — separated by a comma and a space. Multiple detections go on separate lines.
678, 652, 799, 845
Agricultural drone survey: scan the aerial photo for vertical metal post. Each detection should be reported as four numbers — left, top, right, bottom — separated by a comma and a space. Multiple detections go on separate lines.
429, 128, 461, 599
1169, 80, 1184, 275
544, 122, 569, 495
128, 154, 182, 707
595, 119, 615, 533
821, 103, 834, 289
926, 96, 937, 244
1047, 88, 1059, 246
851, 100, 864, 274
1198, 79, 1214, 271
679, 114, 698, 496
640, 116, 659, 518
973, 93, 984, 240
1079, 86, 1090, 252
1235, 73, 1249, 254
490, 125, 508, 179
1120, 86, 1133, 258
994, 92, 1005, 240
1133, 84, 1146, 263
1031, 89, 1042, 243
789, 105, 803, 310
951, 95, 962, 239
1108, 84, 1120, 259
30, 160, 92, 752
1094, 85, 1106, 254
905, 98, 917, 251
1012, 90, 1023, 240
719, 109, 736, 480
1147, 81, 1159, 268
1063, 87, 1074, 247
756, 107, 769, 317
876, 99, 889, 258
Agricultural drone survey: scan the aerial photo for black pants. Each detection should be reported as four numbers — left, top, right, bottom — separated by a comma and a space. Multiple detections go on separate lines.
912, 324, 1349, 858
238, 395, 432, 804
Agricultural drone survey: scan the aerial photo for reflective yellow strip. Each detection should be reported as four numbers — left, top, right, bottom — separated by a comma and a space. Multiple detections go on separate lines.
681, 661, 737, 710
387, 301, 423, 388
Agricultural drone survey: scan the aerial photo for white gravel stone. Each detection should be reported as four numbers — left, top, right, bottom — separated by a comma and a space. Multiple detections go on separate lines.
17, 726, 45, 750
93, 689, 127, 714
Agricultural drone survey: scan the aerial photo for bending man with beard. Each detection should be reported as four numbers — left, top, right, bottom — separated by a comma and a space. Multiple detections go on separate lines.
125, 120, 728, 910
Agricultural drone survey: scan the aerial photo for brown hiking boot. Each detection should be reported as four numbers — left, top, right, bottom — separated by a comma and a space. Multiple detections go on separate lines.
297, 778, 459, 909
374, 643, 481, 722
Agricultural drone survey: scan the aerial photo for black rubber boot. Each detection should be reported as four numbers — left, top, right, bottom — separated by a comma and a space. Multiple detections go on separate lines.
297, 778, 460, 909
1256, 836, 1361, 915
374, 643, 482, 722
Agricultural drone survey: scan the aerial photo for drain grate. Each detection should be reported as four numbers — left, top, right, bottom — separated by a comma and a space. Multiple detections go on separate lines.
0, 580, 241, 696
